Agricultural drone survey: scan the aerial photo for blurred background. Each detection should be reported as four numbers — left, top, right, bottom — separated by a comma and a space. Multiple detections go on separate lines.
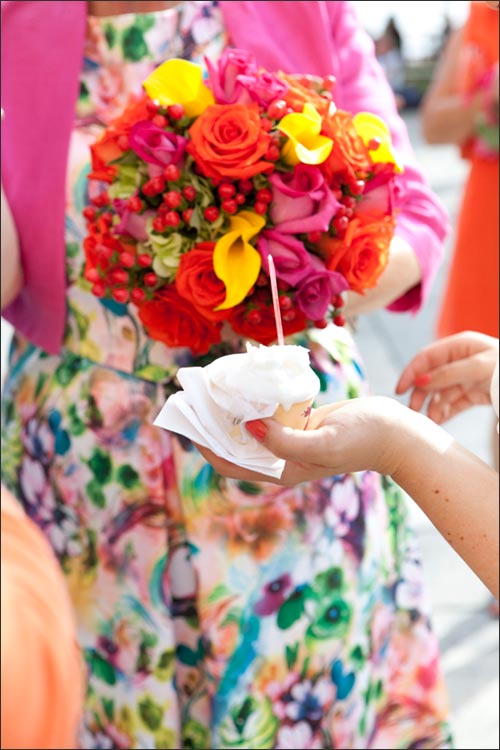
1, 2, 498, 749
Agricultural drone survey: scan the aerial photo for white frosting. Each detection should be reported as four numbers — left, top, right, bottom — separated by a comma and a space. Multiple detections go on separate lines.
204, 343, 320, 412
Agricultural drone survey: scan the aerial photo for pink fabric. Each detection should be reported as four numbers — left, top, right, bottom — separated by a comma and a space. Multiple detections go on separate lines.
1, 0, 449, 354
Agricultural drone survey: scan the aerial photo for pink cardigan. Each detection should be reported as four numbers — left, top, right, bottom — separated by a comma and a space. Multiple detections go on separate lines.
1, 0, 449, 354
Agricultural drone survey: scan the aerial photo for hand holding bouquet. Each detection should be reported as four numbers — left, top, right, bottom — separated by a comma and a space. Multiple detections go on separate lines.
82, 49, 402, 355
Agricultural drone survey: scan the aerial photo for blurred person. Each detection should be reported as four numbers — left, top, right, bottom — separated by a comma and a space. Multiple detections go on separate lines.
375, 16, 421, 109
421, 1, 499, 340
196, 331, 499, 600
1, 485, 84, 750
2, 1, 454, 747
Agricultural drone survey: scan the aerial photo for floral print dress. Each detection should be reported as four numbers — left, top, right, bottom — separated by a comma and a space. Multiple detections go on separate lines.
1, 3, 453, 749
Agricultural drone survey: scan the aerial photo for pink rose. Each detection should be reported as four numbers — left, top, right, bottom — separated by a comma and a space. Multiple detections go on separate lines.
129, 122, 187, 167
296, 255, 348, 320
236, 71, 288, 106
270, 165, 341, 234
356, 166, 400, 219
257, 230, 312, 287
112, 199, 154, 241
205, 49, 258, 104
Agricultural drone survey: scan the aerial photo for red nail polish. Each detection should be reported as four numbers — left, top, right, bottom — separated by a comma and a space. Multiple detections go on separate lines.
414, 373, 431, 387
245, 419, 267, 442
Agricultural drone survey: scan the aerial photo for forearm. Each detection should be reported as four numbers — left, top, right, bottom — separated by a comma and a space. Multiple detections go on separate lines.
391, 409, 499, 598
344, 235, 421, 316
1, 183, 23, 310
421, 92, 481, 146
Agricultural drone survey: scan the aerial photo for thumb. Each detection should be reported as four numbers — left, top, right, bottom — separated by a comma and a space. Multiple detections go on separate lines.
246, 418, 334, 465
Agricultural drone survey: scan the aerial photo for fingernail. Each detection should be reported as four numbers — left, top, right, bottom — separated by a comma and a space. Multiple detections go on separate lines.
245, 419, 267, 442
414, 373, 431, 386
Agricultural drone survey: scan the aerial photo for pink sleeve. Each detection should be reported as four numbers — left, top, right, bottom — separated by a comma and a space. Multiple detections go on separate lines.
328, 2, 450, 313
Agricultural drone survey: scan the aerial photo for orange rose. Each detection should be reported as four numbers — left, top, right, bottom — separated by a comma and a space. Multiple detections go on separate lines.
278, 73, 331, 118
321, 109, 372, 184
187, 103, 274, 180
318, 216, 395, 294
175, 242, 231, 322
89, 94, 153, 182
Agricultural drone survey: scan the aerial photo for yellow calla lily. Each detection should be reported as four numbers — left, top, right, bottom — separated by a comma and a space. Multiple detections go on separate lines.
143, 59, 214, 118
277, 103, 333, 166
213, 211, 266, 310
353, 112, 403, 173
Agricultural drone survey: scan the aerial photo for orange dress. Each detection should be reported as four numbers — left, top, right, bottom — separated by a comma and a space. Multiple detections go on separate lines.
437, 3, 499, 338
1, 487, 83, 750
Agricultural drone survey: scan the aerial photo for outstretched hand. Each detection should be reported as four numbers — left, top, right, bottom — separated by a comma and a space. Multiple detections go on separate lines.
396, 331, 499, 424
195, 396, 402, 486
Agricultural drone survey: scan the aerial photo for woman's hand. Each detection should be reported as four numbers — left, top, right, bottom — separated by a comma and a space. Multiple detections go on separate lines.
396, 331, 499, 423
195, 396, 404, 486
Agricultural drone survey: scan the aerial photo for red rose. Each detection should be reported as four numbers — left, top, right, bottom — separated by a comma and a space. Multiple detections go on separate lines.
89, 94, 153, 182
138, 284, 222, 355
175, 243, 232, 322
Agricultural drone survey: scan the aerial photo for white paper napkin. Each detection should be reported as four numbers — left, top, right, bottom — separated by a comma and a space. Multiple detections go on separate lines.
154, 365, 286, 478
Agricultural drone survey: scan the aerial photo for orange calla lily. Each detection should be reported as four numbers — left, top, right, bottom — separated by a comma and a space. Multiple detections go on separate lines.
213, 211, 266, 310
352, 112, 403, 173
277, 103, 333, 165
143, 59, 214, 118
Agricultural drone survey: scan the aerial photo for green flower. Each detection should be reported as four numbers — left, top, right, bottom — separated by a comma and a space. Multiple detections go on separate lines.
306, 598, 352, 644
314, 566, 346, 597
218, 696, 278, 749
182, 719, 210, 750
146, 224, 184, 280
108, 164, 141, 200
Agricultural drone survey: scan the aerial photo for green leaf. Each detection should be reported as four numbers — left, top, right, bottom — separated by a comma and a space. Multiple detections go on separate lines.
285, 642, 299, 670
138, 696, 163, 731
277, 592, 305, 630
55, 355, 83, 386
237, 480, 264, 496
154, 649, 175, 682
86, 650, 116, 685
122, 25, 149, 62
207, 582, 232, 604
34, 373, 48, 398
66, 241, 80, 258
102, 697, 114, 722
116, 464, 140, 489
176, 644, 199, 667
88, 448, 112, 484
135, 364, 173, 383
67, 403, 86, 437
104, 22, 117, 48
86, 479, 106, 509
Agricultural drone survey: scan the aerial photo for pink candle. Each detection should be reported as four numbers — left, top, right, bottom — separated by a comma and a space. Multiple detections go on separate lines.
267, 254, 284, 346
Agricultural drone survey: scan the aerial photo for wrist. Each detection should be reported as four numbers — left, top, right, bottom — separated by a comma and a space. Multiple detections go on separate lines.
368, 398, 408, 476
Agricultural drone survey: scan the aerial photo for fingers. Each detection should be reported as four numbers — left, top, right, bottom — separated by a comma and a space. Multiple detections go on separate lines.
193, 443, 273, 483
419, 357, 479, 391
396, 332, 490, 395
408, 386, 429, 413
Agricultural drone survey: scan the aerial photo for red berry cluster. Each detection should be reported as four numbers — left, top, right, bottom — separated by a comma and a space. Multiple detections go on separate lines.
83, 194, 161, 305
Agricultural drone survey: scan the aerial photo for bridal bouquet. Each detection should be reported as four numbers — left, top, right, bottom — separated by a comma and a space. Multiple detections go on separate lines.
82, 49, 402, 355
